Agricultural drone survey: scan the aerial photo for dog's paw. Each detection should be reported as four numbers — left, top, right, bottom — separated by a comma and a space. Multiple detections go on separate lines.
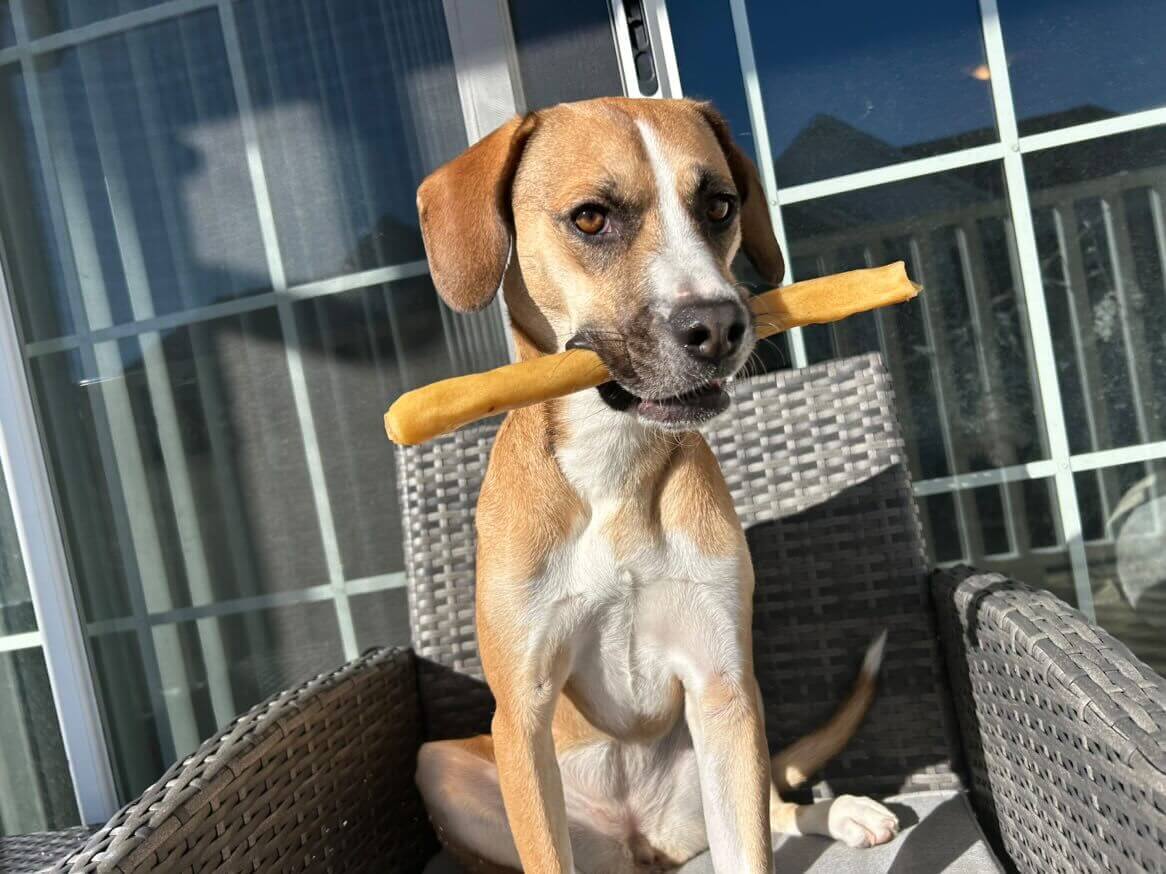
827, 795, 900, 848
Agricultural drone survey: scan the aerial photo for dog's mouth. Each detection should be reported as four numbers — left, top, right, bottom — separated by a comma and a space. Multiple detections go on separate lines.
596, 379, 731, 427
566, 331, 736, 428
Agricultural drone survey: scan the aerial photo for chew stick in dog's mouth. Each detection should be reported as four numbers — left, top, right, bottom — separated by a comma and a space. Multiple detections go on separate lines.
385, 262, 921, 445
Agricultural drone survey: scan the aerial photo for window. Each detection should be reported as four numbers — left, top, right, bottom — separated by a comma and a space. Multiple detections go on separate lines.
670, 0, 1166, 675
0, 0, 512, 825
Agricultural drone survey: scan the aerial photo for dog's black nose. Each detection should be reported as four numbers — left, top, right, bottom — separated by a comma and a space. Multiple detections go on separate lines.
668, 301, 746, 363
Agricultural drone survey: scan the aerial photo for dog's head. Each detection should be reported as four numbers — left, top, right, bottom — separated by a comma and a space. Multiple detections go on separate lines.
417, 98, 783, 430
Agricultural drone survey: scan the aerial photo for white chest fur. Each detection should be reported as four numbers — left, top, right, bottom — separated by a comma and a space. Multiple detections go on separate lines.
526, 395, 747, 740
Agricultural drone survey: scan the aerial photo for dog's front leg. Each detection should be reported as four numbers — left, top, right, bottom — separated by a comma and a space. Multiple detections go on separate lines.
491, 672, 574, 874
685, 671, 773, 872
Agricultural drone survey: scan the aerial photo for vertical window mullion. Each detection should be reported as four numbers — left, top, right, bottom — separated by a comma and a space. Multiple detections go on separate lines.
978, 0, 1095, 617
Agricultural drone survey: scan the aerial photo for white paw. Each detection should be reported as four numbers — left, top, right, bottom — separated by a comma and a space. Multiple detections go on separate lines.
827, 795, 900, 848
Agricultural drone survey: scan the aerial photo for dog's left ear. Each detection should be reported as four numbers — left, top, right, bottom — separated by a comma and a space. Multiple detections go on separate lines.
695, 103, 785, 285
417, 113, 539, 312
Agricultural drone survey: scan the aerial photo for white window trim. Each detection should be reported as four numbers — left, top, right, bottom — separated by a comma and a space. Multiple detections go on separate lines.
977, 0, 1095, 616
442, 0, 524, 363
0, 208, 118, 824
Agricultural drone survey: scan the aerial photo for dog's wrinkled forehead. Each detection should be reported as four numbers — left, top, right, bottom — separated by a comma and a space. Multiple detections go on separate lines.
513, 100, 733, 210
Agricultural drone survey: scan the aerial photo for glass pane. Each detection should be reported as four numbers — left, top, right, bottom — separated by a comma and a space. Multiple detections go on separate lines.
922, 477, 1072, 603
28, 350, 135, 623
351, 586, 410, 651
999, 0, 1166, 136
784, 164, 1048, 479
294, 277, 508, 582
103, 312, 329, 609
745, 0, 996, 187
0, 62, 76, 341
4, 0, 480, 810
24, 0, 171, 37
1081, 459, 1166, 677
1, 3, 14, 47
0, 10, 270, 343
152, 602, 344, 762
236, 0, 466, 286
507, 0, 623, 111
1027, 128, 1166, 454
0, 469, 36, 634
88, 630, 164, 799
668, 0, 755, 162
0, 648, 78, 835
921, 492, 962, 563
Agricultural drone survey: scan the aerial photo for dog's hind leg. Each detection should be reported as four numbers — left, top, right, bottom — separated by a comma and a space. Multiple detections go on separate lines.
416, 736, 521, 872
417, 736, 645, 873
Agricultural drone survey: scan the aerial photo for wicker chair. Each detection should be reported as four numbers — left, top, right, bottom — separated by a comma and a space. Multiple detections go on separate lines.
12, 353, 1165, 873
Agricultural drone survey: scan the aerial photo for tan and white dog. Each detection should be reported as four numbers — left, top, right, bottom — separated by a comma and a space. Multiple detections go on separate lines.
414, 98, 899, 874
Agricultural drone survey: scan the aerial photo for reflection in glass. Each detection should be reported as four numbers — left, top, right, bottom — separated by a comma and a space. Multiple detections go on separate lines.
746, 0, 995, 186
1028, 127, 1166, 454
667, 0, 756, 162
153, 603, 343, 765
109, 312, 328, 607
999, 0, 1166, 136
351, 587, 410, 652
236, 0, 467, 286
0, 10, 270, 343
1, 2, 14, 47
0, 63, 76, 342
28, 350, 135, 624
0, 649, 77, 835
1080, 460, 1166, 676
2, 0, 487, 811
784, 164, 1047, 480
295, 277, 508, 582
0, 472, 36, 635
88, 630, 165, 799
24, 1, 170, 37
921, 478, 1070, 604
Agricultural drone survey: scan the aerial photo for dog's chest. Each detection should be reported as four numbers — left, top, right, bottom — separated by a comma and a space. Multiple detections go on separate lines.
549, 508, 741, 740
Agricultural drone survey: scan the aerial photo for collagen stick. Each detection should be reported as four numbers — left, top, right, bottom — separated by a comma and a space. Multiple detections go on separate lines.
385, 262, 920, 445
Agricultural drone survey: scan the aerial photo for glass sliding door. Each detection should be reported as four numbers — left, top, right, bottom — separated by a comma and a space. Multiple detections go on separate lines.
667, 0, 1166, 675
0, 0, 510, 807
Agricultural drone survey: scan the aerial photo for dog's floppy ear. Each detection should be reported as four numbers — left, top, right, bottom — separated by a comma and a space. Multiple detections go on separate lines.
417, 113, 539, 312
695, 103, 785, 285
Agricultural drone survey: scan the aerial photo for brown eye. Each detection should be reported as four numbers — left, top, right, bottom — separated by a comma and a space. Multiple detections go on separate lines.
573, 207, 608, 235
706, 196, 733, 223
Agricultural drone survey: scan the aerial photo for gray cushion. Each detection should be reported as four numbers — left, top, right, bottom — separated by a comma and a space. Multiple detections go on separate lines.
424, 790, 1002, 873
678, 791, 1002, 874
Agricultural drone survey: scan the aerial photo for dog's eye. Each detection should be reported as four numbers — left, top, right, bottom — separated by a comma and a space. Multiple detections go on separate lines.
706, 195, 734, 224
573, 207, 608, 235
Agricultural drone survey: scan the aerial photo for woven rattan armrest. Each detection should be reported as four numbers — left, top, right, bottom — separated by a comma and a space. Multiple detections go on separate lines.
932, 565, 1166, 873
48, 647, 437, 874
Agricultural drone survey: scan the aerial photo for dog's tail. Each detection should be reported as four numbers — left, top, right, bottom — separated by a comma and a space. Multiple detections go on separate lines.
770, 630, 886, 793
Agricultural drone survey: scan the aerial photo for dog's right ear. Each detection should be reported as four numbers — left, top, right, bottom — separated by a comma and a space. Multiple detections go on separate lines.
417, 113, 539, 312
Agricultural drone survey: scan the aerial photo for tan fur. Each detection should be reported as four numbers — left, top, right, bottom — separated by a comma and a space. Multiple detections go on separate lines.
476, 403, 586, 587
659, 436, 745, 557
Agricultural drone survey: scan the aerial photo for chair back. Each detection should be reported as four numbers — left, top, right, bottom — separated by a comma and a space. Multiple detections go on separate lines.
396, 353, 962, 796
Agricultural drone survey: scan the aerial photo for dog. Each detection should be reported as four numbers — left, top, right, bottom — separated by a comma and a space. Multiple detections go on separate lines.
413, 98, 899, 873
